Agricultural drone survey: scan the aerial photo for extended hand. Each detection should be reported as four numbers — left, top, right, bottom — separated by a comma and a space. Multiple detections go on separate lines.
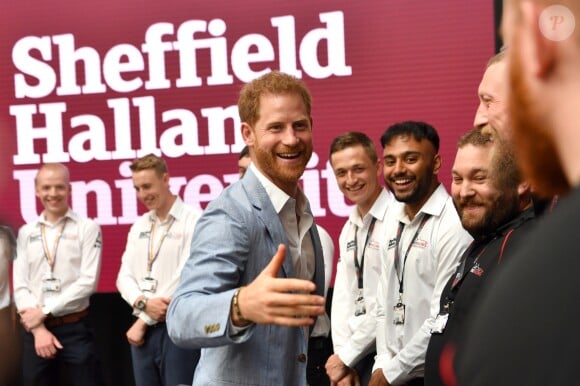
232, 244, 325, 327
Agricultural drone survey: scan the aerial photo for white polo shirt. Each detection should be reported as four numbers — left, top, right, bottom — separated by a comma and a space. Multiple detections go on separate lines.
116, 196, 201, 325
13, 210, 102, 317
374, 184, 472, 384
332, 188, 395, 367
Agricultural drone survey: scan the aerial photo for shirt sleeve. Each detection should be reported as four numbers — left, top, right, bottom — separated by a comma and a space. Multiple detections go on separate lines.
372, 242, 395, 373
116, 222, 144, 308
13, 226, 38, 310
331, 247, 351, 353
166, 200, 257, 349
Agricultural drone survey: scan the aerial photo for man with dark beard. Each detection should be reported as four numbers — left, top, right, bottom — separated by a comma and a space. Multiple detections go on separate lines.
424, 127, 535, 386
370, 121, 472, 386
454, 1, 580, 385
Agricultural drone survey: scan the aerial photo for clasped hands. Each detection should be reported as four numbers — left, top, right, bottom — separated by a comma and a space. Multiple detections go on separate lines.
19, 307, 63, 359
127, 296, 170, 346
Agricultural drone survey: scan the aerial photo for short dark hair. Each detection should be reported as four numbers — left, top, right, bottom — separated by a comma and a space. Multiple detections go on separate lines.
380, 121, 440, 152
329, 132, 378, 164
239, 145, 250, 160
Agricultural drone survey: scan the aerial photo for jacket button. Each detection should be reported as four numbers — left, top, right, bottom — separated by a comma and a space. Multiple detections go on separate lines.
297, 353, 307, 362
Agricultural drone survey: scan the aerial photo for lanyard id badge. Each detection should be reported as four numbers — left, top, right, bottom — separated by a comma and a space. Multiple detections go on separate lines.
431, 312, 449, 334
42, 277, 61, 292
352, 218, 377, 317
393, 293, 405, 325
354, 288, 366, 316
392, 214, 432, 326
139, 276, 158, 293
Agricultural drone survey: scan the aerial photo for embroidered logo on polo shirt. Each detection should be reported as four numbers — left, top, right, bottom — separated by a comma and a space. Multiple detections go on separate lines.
413, 239, 428, 248
470, 262, 484, 277
138, 231, 151, 239
346, 240, 356, 251
94, 232, 102, 248
29, 234, 42, 243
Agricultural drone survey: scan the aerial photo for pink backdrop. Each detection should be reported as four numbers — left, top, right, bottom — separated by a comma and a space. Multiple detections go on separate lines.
0, 0, 495, 291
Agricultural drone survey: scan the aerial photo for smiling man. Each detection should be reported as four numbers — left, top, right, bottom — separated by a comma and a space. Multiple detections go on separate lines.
326, 132, 394, 386
167, 71, 326, 386
455, 1, 580, 385
14, 163, 104, 386
370, 121, 472, 386
473, 51, 510, 137
116, 154, 201, 386
424, 127, 535, 386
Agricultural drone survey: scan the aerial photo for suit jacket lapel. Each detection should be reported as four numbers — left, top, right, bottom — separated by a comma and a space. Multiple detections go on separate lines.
309, 224, 325, 297
241, 170, 295, 279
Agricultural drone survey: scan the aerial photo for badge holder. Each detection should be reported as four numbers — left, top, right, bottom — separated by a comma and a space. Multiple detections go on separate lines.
431, 312, 449, 334
393, 302, 405, 325
354, 289, 366, 316
393, 293, 405, 325
42, 277, 61, 292
139, 276, 158, 293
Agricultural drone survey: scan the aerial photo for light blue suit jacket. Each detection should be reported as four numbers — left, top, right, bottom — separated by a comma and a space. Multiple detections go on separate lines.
167, 169, 325, 386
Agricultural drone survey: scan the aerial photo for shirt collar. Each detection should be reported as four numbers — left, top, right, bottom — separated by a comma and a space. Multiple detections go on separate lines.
396, 183, 449, 224
36, 208, 77, 226
349, 188, 393, 226
148, 196, 184, 223
250, 163, 308, 215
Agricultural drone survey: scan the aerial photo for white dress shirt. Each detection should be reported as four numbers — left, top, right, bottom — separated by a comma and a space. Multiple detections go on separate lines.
331, 189, 395, 367
241, 164, 317, 341
251, 164, 315, 281
13, 210, 103, 317
373, 184, 472, 385
311, 225, 335, 338
116, 196, 201, 326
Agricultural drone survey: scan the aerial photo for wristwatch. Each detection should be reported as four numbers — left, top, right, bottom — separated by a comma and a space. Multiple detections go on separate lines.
135, 297, 148, 311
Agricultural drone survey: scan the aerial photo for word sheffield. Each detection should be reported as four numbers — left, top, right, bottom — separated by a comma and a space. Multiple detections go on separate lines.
12, 11, 351, 98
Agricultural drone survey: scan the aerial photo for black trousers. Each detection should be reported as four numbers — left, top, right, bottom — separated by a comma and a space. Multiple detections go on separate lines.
307, 336, 333, 386
21, 318, 104, 386
353, 351, 376, 386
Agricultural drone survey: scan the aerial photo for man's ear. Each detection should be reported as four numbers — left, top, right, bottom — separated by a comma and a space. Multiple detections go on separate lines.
432, 154, 442, 175
241, 123, 254, 146
520, 0, 557, 78
517, 181, 531, 196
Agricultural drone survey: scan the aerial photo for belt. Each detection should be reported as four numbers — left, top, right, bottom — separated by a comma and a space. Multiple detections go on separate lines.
44, 309, 89, 328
